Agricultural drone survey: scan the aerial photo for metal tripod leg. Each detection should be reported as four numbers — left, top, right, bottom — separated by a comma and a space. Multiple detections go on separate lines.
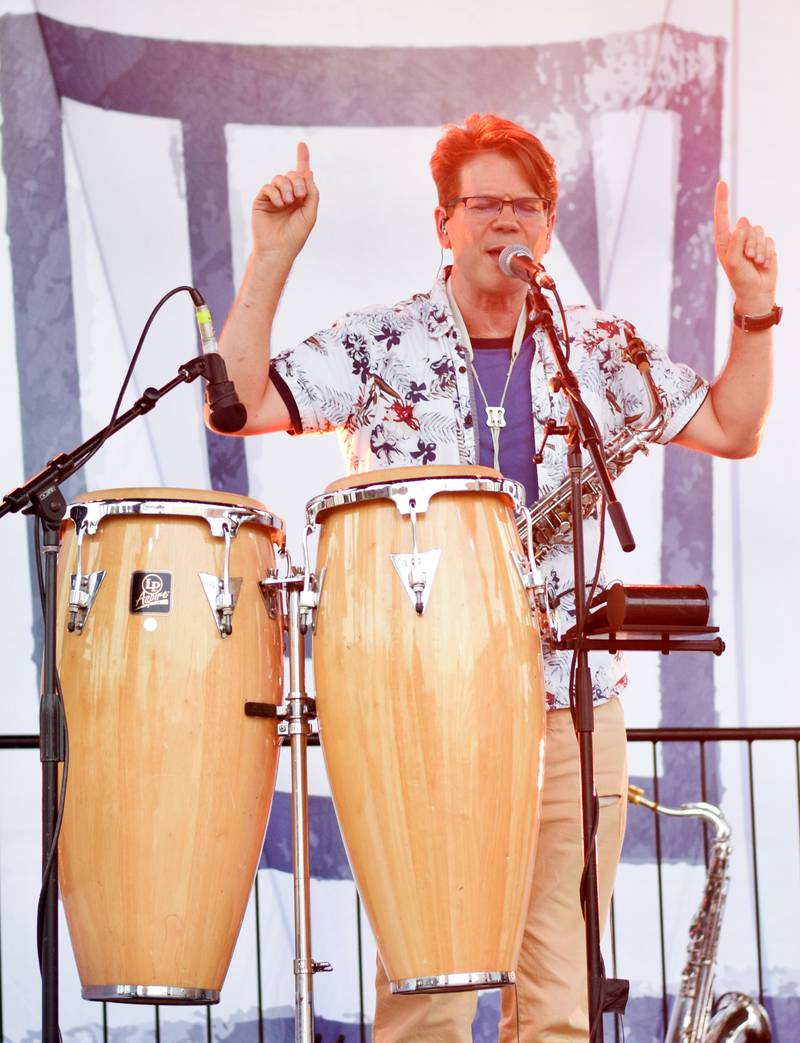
284, 582, 331, 1043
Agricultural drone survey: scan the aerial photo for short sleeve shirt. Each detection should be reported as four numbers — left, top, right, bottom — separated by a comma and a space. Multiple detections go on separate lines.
270, 273, 709, 710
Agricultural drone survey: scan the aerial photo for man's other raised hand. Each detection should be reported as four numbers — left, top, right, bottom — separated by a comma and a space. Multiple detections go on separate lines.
714, 180, 777, 315
251, 142, 319, 260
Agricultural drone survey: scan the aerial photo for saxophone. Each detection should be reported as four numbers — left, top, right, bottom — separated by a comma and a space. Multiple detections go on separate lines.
628, 786, 772, 1042
518, 330, 670, 564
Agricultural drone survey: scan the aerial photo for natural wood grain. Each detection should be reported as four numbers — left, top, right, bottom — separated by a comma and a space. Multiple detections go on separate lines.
56, 489, 284, 994
312, 466, 546, 983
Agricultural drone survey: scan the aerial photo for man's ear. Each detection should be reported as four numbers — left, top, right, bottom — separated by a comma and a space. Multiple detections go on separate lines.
435, 206, 450, 248
544, 209, 556, 249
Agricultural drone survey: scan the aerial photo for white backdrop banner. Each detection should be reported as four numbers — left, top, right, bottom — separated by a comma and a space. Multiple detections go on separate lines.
0, 2, 797, 1040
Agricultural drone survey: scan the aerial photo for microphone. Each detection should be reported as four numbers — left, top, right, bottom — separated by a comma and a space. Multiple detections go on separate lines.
498, 245, 556, 290
194, 299, 248, 433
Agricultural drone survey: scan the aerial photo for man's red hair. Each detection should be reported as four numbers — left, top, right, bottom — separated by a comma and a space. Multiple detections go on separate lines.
430, 113, 558, 209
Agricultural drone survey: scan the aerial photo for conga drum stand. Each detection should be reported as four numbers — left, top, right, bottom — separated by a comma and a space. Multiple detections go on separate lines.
248, 566, 330, 1043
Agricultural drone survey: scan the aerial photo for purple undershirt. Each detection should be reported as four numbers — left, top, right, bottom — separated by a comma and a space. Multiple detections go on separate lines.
471, 335, 539, 504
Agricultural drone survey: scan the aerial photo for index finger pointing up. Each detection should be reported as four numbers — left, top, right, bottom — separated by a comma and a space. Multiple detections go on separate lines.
296, 141, 311, 174
714, 180, 731, 254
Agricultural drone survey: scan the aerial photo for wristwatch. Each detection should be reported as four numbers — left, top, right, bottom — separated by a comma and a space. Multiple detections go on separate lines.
732, 303, 782, 332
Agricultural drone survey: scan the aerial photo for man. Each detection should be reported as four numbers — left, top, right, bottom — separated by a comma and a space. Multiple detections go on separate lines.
212, 114, 776, 1040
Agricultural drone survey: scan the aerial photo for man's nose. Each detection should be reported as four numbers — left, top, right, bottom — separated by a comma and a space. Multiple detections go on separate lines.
493, 201, 522, 224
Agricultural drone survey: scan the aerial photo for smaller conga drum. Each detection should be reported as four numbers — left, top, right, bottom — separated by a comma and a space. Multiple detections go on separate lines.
307, 465, 546, 994
56, 488, 285, 1003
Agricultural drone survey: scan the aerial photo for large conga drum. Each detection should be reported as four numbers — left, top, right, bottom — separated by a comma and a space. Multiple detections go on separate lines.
307, 465, 546, 994
56, 488, 285, 1003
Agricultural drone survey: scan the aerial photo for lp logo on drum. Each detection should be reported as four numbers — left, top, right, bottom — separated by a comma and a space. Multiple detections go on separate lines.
130, 571, 172, 614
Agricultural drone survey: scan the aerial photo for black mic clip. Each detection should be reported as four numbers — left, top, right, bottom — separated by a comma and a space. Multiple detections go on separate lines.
201, 353, 248, 433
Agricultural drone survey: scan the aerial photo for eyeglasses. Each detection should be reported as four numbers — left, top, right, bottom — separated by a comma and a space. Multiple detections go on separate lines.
445, 195, 551, 221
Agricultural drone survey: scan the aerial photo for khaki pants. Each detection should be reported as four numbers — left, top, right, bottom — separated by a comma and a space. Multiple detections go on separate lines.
372, 697, 628, 1042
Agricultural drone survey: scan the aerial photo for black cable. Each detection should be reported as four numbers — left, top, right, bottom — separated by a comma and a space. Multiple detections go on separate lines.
71, 284, 200, 476
567, 488, 608, 716
550, 282, 573, 365
34, 518, 69, 959
33, 518, 69, 1043
581, 498, 609, 1042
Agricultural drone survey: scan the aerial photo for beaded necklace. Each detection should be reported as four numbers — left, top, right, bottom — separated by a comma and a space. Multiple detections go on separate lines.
446, 279, 530, 471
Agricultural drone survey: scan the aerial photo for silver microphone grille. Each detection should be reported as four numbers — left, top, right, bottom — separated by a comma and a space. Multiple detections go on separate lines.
498, 243, 533, 277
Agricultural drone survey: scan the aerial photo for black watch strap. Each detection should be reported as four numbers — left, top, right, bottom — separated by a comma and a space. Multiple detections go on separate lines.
733, 303, 782, 332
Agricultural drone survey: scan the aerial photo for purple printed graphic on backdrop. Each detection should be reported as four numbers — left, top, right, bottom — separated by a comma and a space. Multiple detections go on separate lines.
0, 15, 85, 672
36, 15, 725, 854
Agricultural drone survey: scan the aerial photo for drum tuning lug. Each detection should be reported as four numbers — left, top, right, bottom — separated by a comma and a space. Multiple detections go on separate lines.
199, 574, 243, 637
391, 549, 441, 614
299, 567, 326, 633
66, 524, 107, 634
509, 551, 559, 648
391, 501, 441, 615
67, 570, 106, 634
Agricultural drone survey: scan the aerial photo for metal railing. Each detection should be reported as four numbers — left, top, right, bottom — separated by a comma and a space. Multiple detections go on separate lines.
608, 726, 800, 1043
1, 728, 797, 1043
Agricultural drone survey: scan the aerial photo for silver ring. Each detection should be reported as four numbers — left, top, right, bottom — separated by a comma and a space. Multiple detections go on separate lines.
82, 984, 220, 1004
390, 970, 515, 994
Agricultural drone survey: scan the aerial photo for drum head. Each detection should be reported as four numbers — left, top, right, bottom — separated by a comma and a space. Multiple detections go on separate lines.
69, 485, 277, 514
65, 487, 285, 543
323, 464, 502, 495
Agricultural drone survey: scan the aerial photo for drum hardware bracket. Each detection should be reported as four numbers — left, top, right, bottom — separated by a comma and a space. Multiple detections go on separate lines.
67, 570, 106, 633
259, 569, 281, 619
66, 524, 108, 634
198, 574, 243, 637
199, 521, 242, 636
305, 476, 526, 527
300, 522, 325, 633
244, 698, 319, 737
299, 567, 325, 634
66, 499, 281, 540
390, 499, 441, 614
509, 550, 559, 647
259, 565, 326, 634
294, 959, 333, 975
278, 717, 319, 737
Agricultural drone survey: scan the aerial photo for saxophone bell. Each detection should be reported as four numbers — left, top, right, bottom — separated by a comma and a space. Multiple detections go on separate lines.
628, 787, 772, 1043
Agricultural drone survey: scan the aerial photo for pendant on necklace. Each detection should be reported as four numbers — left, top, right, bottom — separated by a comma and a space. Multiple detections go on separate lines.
485, 405, 507, 430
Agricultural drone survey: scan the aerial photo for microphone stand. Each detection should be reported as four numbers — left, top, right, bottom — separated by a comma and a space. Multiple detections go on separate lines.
0, 354, 221, 1043
527, 280, 634, 1043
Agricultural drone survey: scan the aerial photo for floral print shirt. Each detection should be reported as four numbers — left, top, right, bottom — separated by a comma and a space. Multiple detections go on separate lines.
270, 274, 709, 710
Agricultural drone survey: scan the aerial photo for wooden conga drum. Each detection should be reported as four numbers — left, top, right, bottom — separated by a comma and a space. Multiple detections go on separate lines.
307, 465, 546, 994
56, 488, 284, 1003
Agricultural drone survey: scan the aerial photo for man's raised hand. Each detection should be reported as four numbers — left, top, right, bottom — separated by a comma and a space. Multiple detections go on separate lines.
251, 142, 319, 259
714, 180, 777, 315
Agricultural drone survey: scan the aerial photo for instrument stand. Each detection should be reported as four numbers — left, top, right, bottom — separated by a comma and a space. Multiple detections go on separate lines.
528, 285, 636, 1043
246, 569, 331, 1043
37, 493, 68, 1043
0, 355, 226, 1043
